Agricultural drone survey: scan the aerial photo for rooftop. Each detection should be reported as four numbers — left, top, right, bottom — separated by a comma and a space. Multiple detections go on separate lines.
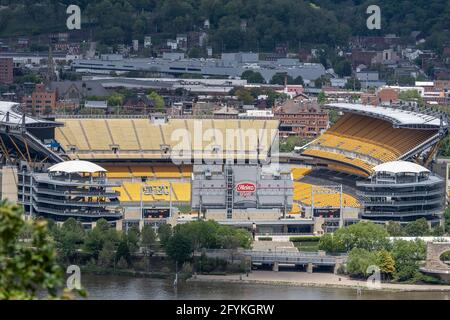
372, 161, 429, 174
48, 160, 107, 174
326, 103, 444, 128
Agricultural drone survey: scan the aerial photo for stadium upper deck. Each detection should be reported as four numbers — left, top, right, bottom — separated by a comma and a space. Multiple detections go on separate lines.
54, 117, 279, 162
302, 103, 448, 177
327, 103, 446, 129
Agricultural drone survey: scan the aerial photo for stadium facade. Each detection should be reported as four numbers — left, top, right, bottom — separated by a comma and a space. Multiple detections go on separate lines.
18, 160, 123, 223
356, 161, 445, 224
191, 164, 293, 217
0, 99, 449, 233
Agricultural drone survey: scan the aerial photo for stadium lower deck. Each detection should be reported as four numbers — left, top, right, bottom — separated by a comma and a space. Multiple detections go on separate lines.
93, 163, 361, 221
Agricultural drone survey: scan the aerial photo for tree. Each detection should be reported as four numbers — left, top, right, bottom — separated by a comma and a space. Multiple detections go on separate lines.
317, 91, 327, 105
116, 238, 131, 266
386, 221, 405, 237
55, 218, 86, 263
83, 219, 119, 260
293, 76, 304, 85
141, 225, 157, 255
107, 92, 124, 107
403, 218, 430, 237
126, 226, 140, 255
270, 73, 293, 85
98, 240, 115, 268
279, 136, 308, 153
346, 248, 378, 278
148, 91, 165, 112
328, 109, 340, 124
334, 59, 352, 77
0, 200, 63, 299
398, 89, 424, 106
318, 233, 336, 253
158, 224, 173, 248
314, 75, 330, 88
319, 221, 390, 253
166, 232, 192, 263
235, 88, 254, 104
376, 249, 396, 278
344, 77, 361, 91
391, 239, 426, 282
241, 70, 265, 84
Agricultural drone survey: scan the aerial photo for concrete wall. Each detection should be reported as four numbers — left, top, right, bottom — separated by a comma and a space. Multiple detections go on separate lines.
1, 166, 18, 203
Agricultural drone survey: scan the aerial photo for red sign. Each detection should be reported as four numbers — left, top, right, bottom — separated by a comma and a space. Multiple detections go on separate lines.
236, 182, 256, 193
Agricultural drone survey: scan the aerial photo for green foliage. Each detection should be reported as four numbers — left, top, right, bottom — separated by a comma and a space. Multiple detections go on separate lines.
166, 232, 192, 263
403, 218, 430, 237
0, 0, 448, 54
141, 224, 157, 254
328, 109, 340, 124
107, 92, 124, 107
289, 236, 320, 242
235, 88, 254, 104
386, 221, 405, 237
116, 238, 131, 266
241, 70, 265, 84
346, 248, 378, 278
280, 136, 309, 152
158, 224, 173, 248
53, 218, 86, 263
164, 221, 252, 263
148, 91, 165, 112
344, 77, 362, 91
391, 240, 426, 282
398, 89, 424, 106
317, 91, 327, 105
333, 59, 352, 77
318, 221, 390, 253
376, 249, 396, 276
83, 219, 120, 260
0, 200, 63, 300
347, 248, 395, 279
270, 73, 293, 85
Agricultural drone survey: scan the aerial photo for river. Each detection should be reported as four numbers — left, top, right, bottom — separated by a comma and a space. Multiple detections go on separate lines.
80, 274, 450, 300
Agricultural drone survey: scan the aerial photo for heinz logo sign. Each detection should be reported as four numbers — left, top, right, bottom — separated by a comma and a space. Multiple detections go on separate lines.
236, 182, 256, 193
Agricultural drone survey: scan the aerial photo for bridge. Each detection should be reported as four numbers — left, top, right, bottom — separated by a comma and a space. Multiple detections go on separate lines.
244, 250, 346, 273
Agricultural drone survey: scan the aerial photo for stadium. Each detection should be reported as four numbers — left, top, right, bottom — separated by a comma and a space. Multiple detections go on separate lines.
0, 100, 448, 234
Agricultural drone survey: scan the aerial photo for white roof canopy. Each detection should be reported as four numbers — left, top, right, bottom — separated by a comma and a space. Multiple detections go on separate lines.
373, 161, 430, 174
326, 103, 442, 128
48, 160, 107, 174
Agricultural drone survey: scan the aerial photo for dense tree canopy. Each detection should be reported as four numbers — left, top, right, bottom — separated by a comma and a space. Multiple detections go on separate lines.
318, 221, 390, 253
0, 1, 448, 52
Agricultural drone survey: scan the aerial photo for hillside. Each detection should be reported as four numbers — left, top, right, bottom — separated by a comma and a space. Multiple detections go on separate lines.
0, 0, 448, 52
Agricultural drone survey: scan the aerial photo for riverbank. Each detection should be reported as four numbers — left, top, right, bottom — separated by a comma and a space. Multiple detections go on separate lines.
188, 271, 450, 292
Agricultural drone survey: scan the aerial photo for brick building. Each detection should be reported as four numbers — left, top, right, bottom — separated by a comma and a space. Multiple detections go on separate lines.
274, 100, 328, 139
0, 58, 13, 84
23, 84, 57, 115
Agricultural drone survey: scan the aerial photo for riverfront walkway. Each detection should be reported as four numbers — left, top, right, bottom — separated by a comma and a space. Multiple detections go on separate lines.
190, 271, 450, 292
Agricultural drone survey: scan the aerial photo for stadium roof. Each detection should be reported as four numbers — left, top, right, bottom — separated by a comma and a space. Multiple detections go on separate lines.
49, 160, 107, 174
373, 161, 429, 174
325, 103, 443, 128
0, 101, 60, 127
